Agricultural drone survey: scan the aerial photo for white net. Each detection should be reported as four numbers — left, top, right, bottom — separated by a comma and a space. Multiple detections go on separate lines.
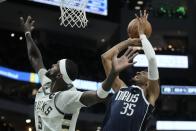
59, 0, 88, 28
0, 0, 6, 3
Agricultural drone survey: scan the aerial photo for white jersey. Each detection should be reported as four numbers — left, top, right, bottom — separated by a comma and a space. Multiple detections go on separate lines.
34, 68, 85, 131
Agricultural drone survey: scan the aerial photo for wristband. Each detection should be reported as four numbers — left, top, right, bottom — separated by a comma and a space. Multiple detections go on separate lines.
97, 87, 109, 99
25, 31, 31, 36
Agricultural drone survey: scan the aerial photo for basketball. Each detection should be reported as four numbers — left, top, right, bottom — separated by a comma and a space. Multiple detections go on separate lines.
127, 18, 152, 38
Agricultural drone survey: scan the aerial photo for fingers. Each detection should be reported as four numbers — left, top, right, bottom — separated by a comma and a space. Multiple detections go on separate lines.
135, 10, 149, 19
20, 16, 35, 25
124, 47, 139, 62
127, 38, 141, 46
128, 38, 140, 41
20, 16, 35, 32
31, 26, 35, 30
135, 13, 143, 26
144, 10, 146, 17
144, 10, 148, 19
132, 61, 137, 65
140, 10, 142, 17
135, 13, 139, 19
144, 10, 149, 19
146, 13, 149, 19
31, 20, 35, 26
125, 60, 137, 69
128, 52, 138, 62
117, 46, 124, 54
127, 48, 138, 58
133, 46, 142, 50
113, 49, 119, 59
124, 47, 133, 56
131, 38, 141, 43
26, 16, 32, 24
20, 17, 25, 25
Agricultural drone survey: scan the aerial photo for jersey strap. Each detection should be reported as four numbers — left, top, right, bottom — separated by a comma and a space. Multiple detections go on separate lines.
54, 92, 64, 115
53, 92, 74, 131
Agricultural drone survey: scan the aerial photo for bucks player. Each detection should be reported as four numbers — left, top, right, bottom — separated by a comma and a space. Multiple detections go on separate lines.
20, 16, 139, 131
101, 10, 159, 131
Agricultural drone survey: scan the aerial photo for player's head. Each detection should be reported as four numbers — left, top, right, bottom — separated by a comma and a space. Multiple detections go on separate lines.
132, 70, 148, 88
119, 66, 134, 86
45, 59, 78, 92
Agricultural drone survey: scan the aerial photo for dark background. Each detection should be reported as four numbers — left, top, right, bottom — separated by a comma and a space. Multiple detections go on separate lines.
0, 0, 196, 130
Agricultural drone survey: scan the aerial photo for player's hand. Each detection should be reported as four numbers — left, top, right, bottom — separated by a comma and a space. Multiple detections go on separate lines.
127, 38, 141, 46
135, 10, 148, 35
112, 47, 138, 74
20, 16, 35, 33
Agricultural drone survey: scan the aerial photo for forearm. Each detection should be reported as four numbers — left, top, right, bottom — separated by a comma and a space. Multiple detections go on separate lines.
25, 32, 42, 59
102, 68, 118, 91
101, 39, 131, 60
25, 32, 44, 72
80, 70, 117, 106
101, 39, 132, 76
140, 34, 159, 80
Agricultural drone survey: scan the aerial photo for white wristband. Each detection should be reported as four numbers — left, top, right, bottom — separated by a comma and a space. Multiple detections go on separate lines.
97, 87, 109, 99
25, 31, 31, 36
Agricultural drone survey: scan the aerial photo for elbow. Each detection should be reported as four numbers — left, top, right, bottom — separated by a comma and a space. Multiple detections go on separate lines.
101, 55, 106, 64
101, 53, 108, 60
101, 54, 109, 63
101, 54, 106, 60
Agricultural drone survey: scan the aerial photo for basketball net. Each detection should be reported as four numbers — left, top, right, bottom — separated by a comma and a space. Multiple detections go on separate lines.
0, 0, 6, 3
59, 0, 88, 28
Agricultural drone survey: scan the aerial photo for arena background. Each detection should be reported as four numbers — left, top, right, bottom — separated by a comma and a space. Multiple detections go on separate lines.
0, 0, 196, 131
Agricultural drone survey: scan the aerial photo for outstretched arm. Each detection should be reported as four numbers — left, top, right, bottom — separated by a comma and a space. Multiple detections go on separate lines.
101, 38, 140, 92
137, 10, 160, 106
20, 16, 44, 73
80, 48, 138, 107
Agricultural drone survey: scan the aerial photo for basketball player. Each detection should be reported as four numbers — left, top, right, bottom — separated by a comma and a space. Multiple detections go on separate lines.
20, 16, 139, 131
101, 10, 160, 131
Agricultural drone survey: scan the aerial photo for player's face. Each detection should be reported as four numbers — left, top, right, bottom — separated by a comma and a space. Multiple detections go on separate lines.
45, 62, 60, 80
132, 71, 148, 86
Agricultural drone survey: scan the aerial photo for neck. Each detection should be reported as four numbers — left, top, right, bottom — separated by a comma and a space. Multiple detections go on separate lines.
51, 79, 71, 93
135, 83, 147, 96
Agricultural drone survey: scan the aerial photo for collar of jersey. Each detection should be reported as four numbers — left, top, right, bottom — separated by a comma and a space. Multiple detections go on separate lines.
67, 86, 77, 91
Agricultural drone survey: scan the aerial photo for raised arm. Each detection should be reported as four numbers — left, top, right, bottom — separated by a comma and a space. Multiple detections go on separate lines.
137, 10, 160, 106
101, 38, 140, 92
80, 48, 138, 107
20, 16, 44, 73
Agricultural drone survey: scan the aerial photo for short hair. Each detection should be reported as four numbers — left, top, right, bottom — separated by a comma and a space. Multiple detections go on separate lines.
66, 59, 78, 81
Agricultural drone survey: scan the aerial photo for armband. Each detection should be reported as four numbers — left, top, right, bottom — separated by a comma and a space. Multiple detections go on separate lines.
25, 31, 31, 36
97, 87, 109, 99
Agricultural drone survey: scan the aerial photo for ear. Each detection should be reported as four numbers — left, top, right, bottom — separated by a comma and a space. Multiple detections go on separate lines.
146, 80, 149, 87
56, 73, 62, 79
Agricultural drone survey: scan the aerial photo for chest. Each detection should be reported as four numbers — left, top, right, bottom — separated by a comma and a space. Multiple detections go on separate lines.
35, 93, 57, 116
111, 89, 148, 117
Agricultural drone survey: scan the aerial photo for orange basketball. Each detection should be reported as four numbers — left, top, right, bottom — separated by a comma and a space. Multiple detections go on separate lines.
127, 18, 152, 38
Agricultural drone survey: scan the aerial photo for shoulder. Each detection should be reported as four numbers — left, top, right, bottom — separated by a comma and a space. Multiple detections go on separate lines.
131, 85, 150, 105
56, 89, 83, 101
38, 68, 47, 74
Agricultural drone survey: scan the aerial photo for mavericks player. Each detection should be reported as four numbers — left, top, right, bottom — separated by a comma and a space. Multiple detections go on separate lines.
20, 16, 139, 131
101, 10, 159, 131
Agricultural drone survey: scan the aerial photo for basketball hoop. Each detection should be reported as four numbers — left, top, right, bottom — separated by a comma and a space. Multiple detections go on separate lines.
0, 0, 6, 3
59, 0, 88, 28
